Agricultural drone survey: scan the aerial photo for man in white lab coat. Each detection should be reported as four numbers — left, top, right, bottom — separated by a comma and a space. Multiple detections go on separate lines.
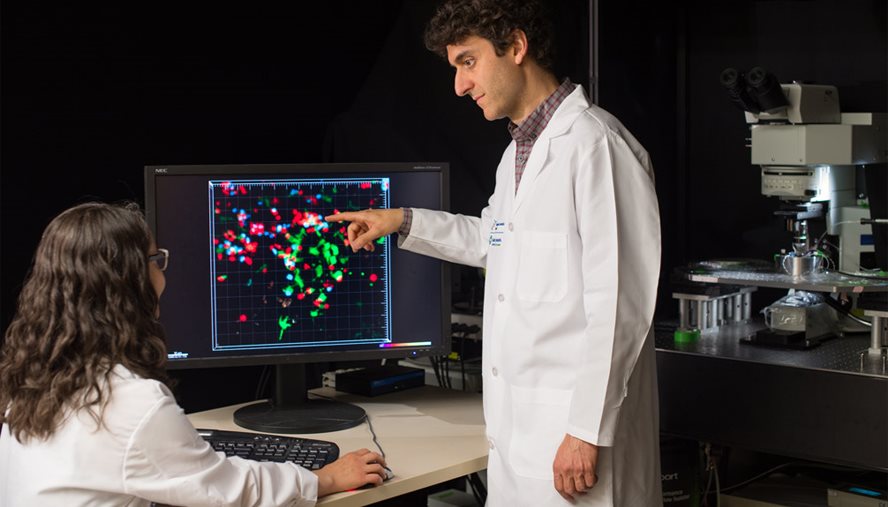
326, 0, 663, 504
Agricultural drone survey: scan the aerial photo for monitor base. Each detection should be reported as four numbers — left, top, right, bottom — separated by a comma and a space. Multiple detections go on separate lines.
234, 398, 366, 434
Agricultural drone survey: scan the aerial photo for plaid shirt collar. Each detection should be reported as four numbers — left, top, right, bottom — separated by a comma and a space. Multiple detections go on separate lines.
507, 78, 576, 142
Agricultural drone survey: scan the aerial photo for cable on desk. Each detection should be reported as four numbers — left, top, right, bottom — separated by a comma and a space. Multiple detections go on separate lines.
364, 413, 386, 460
308, 390, 386, 460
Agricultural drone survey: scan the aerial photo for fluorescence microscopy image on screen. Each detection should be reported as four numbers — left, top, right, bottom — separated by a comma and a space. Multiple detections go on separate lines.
209, 178, 391, 351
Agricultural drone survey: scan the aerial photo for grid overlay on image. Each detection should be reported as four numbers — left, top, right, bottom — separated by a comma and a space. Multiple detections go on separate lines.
208, 177, 392, 351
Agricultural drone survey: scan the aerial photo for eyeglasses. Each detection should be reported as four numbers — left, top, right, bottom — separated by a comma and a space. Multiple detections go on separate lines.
148, 248, 170, 272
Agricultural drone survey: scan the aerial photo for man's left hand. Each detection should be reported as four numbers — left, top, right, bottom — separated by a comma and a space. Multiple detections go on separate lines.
552, 434, 599, 502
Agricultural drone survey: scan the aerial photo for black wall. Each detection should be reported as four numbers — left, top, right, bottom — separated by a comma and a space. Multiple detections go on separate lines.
2, 1, 885, 411
1, 1, 587, 411
599, 0, 887, 316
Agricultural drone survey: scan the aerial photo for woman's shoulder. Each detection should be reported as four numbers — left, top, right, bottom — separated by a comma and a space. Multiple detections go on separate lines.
107, 364, 174, 408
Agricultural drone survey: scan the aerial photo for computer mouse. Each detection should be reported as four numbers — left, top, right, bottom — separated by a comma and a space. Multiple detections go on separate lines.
357, 465, 394, 489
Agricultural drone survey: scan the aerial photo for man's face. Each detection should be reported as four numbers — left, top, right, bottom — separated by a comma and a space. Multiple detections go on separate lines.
446, 35, 523, 122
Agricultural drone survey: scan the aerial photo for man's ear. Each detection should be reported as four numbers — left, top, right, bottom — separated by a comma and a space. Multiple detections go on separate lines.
511, 29, 529, 64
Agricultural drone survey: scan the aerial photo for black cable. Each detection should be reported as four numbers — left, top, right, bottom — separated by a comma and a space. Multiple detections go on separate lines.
442, 356, 449, 389
821, 293, 872, 327
466, 477, 484, 505
430, 356, 443, 388
720, 461, 803, 494
364, 413, 386, 459
467, 472, 487, 504
460, 332, 467, 391
255, 365, 271, 400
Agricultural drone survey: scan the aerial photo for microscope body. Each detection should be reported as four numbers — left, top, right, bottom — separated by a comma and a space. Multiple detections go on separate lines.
747, 84, 885, 272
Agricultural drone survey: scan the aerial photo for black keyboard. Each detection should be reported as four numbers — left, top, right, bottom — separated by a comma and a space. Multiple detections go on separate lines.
197, 428, 339, 470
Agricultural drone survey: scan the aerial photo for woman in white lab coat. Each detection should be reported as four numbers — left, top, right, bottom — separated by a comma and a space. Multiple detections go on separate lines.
326, 1, 663, 504
0, 202, 387, 507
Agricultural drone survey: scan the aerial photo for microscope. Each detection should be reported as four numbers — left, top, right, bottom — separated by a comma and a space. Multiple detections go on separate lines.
720, 67, 886, 274
672, 67, 887, 356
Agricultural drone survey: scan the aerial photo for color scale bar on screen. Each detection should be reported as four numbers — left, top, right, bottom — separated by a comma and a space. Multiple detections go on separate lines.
379, 341, 432, 348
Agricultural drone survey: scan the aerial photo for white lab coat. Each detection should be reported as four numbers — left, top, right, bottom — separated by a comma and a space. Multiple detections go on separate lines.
400, 85, 662, 506
0, 365, 319, 507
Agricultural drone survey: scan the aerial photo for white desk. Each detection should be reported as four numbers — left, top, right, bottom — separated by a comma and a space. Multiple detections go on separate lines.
187, 386, 489, 507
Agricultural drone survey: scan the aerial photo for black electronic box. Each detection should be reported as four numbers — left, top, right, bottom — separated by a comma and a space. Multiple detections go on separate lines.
336, 365, 425, 397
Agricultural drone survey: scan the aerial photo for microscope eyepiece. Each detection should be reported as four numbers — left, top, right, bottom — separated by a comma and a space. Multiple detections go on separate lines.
720, 67, 761, 114
720, 66, 790, 115
746, 66, 789, 113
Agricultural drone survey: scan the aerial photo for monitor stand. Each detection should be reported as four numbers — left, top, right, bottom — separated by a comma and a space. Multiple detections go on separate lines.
233, 363, 366, 434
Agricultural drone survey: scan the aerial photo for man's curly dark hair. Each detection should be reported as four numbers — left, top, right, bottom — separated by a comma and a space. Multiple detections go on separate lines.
424, 0, 555, 72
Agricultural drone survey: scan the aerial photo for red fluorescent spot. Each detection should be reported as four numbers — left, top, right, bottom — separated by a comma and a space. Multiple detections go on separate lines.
369, 274, 378, 282
297, 293, 306, 300
216, 275, 226, 282
239, 314, 248, 322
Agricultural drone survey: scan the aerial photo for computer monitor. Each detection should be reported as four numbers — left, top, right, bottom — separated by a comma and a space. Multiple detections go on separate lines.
145, 163, 450, 433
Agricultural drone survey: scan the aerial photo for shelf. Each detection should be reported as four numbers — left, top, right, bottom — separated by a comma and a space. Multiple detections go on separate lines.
686, 269, 888, 293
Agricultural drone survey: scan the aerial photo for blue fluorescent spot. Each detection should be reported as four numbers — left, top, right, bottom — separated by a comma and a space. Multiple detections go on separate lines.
286, 274, 294, 281
316, 194, 322, 199
239, 255, 245, 262
326, 286, 333, 292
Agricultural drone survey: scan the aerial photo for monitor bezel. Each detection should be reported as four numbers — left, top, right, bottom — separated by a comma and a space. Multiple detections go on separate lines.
144, 162, 451, 370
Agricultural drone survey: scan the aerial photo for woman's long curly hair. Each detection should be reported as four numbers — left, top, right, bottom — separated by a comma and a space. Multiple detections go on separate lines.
423, 0, 555, 72
0, 202, 170, 442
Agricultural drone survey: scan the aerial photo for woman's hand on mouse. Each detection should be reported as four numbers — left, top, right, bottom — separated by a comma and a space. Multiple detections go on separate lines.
314, 448, 387, 496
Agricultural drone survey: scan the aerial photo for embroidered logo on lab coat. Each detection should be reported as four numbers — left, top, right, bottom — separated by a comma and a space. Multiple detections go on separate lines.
489, 220, 505, 247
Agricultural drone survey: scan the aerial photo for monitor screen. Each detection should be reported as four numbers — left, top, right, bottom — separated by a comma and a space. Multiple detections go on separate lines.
145, 163, 450, 433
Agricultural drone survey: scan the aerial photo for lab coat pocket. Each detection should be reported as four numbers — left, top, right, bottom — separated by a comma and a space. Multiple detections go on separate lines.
516, 232, 568, 302
508, 384, 571, 480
